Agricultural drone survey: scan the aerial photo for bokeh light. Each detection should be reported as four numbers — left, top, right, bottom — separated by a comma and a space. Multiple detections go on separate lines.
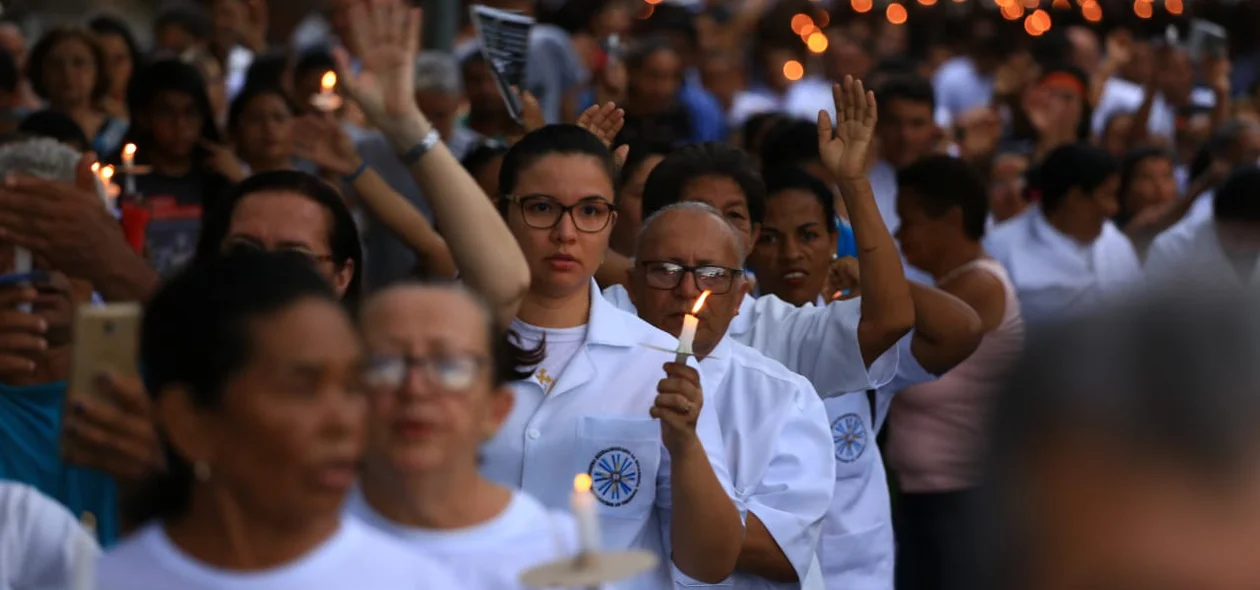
783, 60, 805, 81
887, 2, 908, 24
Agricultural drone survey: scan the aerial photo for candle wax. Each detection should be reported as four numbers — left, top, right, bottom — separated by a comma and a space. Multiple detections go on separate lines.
571, 486, 602, 554
677, 314, 699, 355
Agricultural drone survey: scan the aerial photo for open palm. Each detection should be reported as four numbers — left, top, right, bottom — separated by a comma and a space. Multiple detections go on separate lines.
818, 76, 878, 182
334, 0, 424, 130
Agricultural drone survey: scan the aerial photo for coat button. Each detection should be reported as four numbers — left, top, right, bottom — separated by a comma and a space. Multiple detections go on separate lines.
527, 429, 541, 440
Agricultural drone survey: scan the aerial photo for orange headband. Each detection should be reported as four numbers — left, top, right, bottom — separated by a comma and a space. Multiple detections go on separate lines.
1039, 72, 1087, 98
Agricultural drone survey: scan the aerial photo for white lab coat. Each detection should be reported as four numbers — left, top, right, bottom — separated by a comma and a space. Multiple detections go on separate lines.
985, 207, 1142, 325
1145, 214, 1260, 288
697, 336, 835, 589
604, 287, 898, 590
481, 283, 739, 590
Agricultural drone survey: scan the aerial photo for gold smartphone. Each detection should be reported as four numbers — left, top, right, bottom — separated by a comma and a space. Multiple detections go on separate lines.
67, 303, 142, 404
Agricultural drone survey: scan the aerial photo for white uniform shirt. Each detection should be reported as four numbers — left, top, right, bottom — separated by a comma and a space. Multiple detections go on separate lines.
345, 487, 578, 590
482, 283, 737, 590
604, 287, 897, 590
0, 482, 98, 590
1145, 214, 1260, 288
1092, 77, 1217, 144
95, 517, 464, 589
985, 207, 1142, 324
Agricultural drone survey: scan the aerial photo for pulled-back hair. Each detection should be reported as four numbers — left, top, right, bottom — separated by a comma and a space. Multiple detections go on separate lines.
497, 124, 617, 209
641, 142, 766, 224
130, 250, 341, 524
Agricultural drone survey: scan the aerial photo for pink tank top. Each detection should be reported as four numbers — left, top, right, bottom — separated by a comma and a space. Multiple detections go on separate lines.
886, 259, 1026, 493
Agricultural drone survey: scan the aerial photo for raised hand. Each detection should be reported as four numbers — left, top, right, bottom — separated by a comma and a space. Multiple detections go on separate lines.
824, 255, 862, 302
293, 114, 363, 177
818, 75, 877, 183
576, 102, 625, 148
0, 285, 47, 380
333, 0, 426, 141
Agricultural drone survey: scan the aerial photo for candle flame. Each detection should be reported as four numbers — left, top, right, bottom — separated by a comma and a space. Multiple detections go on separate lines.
690, 290, 712, 314
321, 71, 337, 91
574, 473, 593, 493
91, 162, 100, 173
100, 165, 115, 182
123, 143, 136, 157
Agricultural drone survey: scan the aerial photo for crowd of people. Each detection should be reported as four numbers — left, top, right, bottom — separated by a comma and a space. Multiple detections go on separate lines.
1, 0, 1259, 589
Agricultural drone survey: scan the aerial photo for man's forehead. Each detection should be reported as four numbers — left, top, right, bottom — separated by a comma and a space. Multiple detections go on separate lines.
640, 211, 742, 265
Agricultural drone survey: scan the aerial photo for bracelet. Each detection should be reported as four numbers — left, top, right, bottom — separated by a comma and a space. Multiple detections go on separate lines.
342, 160, 368, 184
400, 128, 441, 167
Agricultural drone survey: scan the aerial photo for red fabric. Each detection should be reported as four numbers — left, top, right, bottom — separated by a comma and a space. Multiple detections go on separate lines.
119, 202, 150, 254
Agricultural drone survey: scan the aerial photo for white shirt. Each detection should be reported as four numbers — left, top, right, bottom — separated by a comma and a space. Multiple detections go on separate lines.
603, 287, 896, 590
932, 57, 994, 128
96, 517, 463, 590
985, 207, 1142, 324
696, 337, 834, 589
1092, 77, 1217, 144
0, 482, 98, 590
345, 488, 578, 590
1145, 214, 1260, 288
481, 282, 737, 590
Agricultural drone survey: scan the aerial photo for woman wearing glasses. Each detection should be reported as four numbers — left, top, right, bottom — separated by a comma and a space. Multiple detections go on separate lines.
480, 124, 744, 589
346, 283, 579, 589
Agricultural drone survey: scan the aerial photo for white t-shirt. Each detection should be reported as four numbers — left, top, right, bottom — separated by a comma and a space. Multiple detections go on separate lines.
0, 482, 98, 590
95, 517, 464, 590
346, 487, 578, 590
511, 320, 587, 396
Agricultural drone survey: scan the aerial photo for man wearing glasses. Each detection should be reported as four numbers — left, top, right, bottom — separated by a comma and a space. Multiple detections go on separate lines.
624, 201, 836, 588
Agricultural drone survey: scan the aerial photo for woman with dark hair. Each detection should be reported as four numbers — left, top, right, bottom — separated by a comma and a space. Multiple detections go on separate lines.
1114, 147, 1179, 256
194, 169, 365, 309
618, 38, 693, 146
984, 143, 1141, 324
25, 27, 127, 155
87, 14, 143, 121
226, 84, 303, 175
98, 251, 461, 588
747, 167, 845, 307
348, 283, 578, 589
483, 123, 742, 589
1023, 66, 1093, 164
124, 58, 235, 207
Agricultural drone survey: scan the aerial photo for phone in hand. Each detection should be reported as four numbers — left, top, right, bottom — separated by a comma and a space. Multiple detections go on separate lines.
66, 303, 142, 407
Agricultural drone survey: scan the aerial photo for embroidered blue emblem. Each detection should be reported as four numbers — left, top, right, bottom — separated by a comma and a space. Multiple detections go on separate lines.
588, 447, 641, 507
832, 413, 867, 463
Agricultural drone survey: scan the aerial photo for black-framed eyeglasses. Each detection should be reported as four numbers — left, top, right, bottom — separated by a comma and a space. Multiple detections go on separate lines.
223, 240, 337, 266
505, 194, 615, 233
363, 353, 488, 393
637, 261, 743, 295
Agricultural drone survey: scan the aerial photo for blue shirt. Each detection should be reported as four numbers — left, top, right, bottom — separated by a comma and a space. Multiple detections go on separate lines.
0, 381, 119, 546
835, 217, 858, 259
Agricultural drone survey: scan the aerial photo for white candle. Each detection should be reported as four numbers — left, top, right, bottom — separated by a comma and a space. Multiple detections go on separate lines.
13, 244, 30, 313
571, 473, 601, 555
71, 512, 97, 590
310, 71, 343, 112
122, 143, 136, 196
675, 290, 711, 357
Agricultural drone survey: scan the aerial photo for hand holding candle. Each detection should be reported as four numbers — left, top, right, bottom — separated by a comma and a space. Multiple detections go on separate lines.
674, 290, 711, 364
571, 473, 601, 557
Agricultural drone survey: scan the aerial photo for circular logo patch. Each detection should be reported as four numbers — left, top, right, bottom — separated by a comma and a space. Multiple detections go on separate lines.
588, 446, 641, 507
832, 413, 867, 463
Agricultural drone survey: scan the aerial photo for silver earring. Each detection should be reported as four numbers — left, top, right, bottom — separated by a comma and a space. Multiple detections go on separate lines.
194, 461, 211, 482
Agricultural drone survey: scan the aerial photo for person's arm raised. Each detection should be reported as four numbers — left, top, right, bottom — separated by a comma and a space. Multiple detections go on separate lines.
293, 114, 457, 279
818, 76, 915, 367
334, 0, 528, 326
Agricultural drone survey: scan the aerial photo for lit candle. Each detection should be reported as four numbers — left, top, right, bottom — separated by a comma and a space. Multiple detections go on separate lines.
13, 242, 30, 313
675, 290, 711, 362
310, 71, 343, 112
71, 511, 97, 590
99, 165, 120, 200
122, 143, 136, 196
571, 473, 601, 556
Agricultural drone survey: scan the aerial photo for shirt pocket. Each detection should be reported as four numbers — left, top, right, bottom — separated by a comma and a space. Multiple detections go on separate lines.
577, 416, 660, 520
